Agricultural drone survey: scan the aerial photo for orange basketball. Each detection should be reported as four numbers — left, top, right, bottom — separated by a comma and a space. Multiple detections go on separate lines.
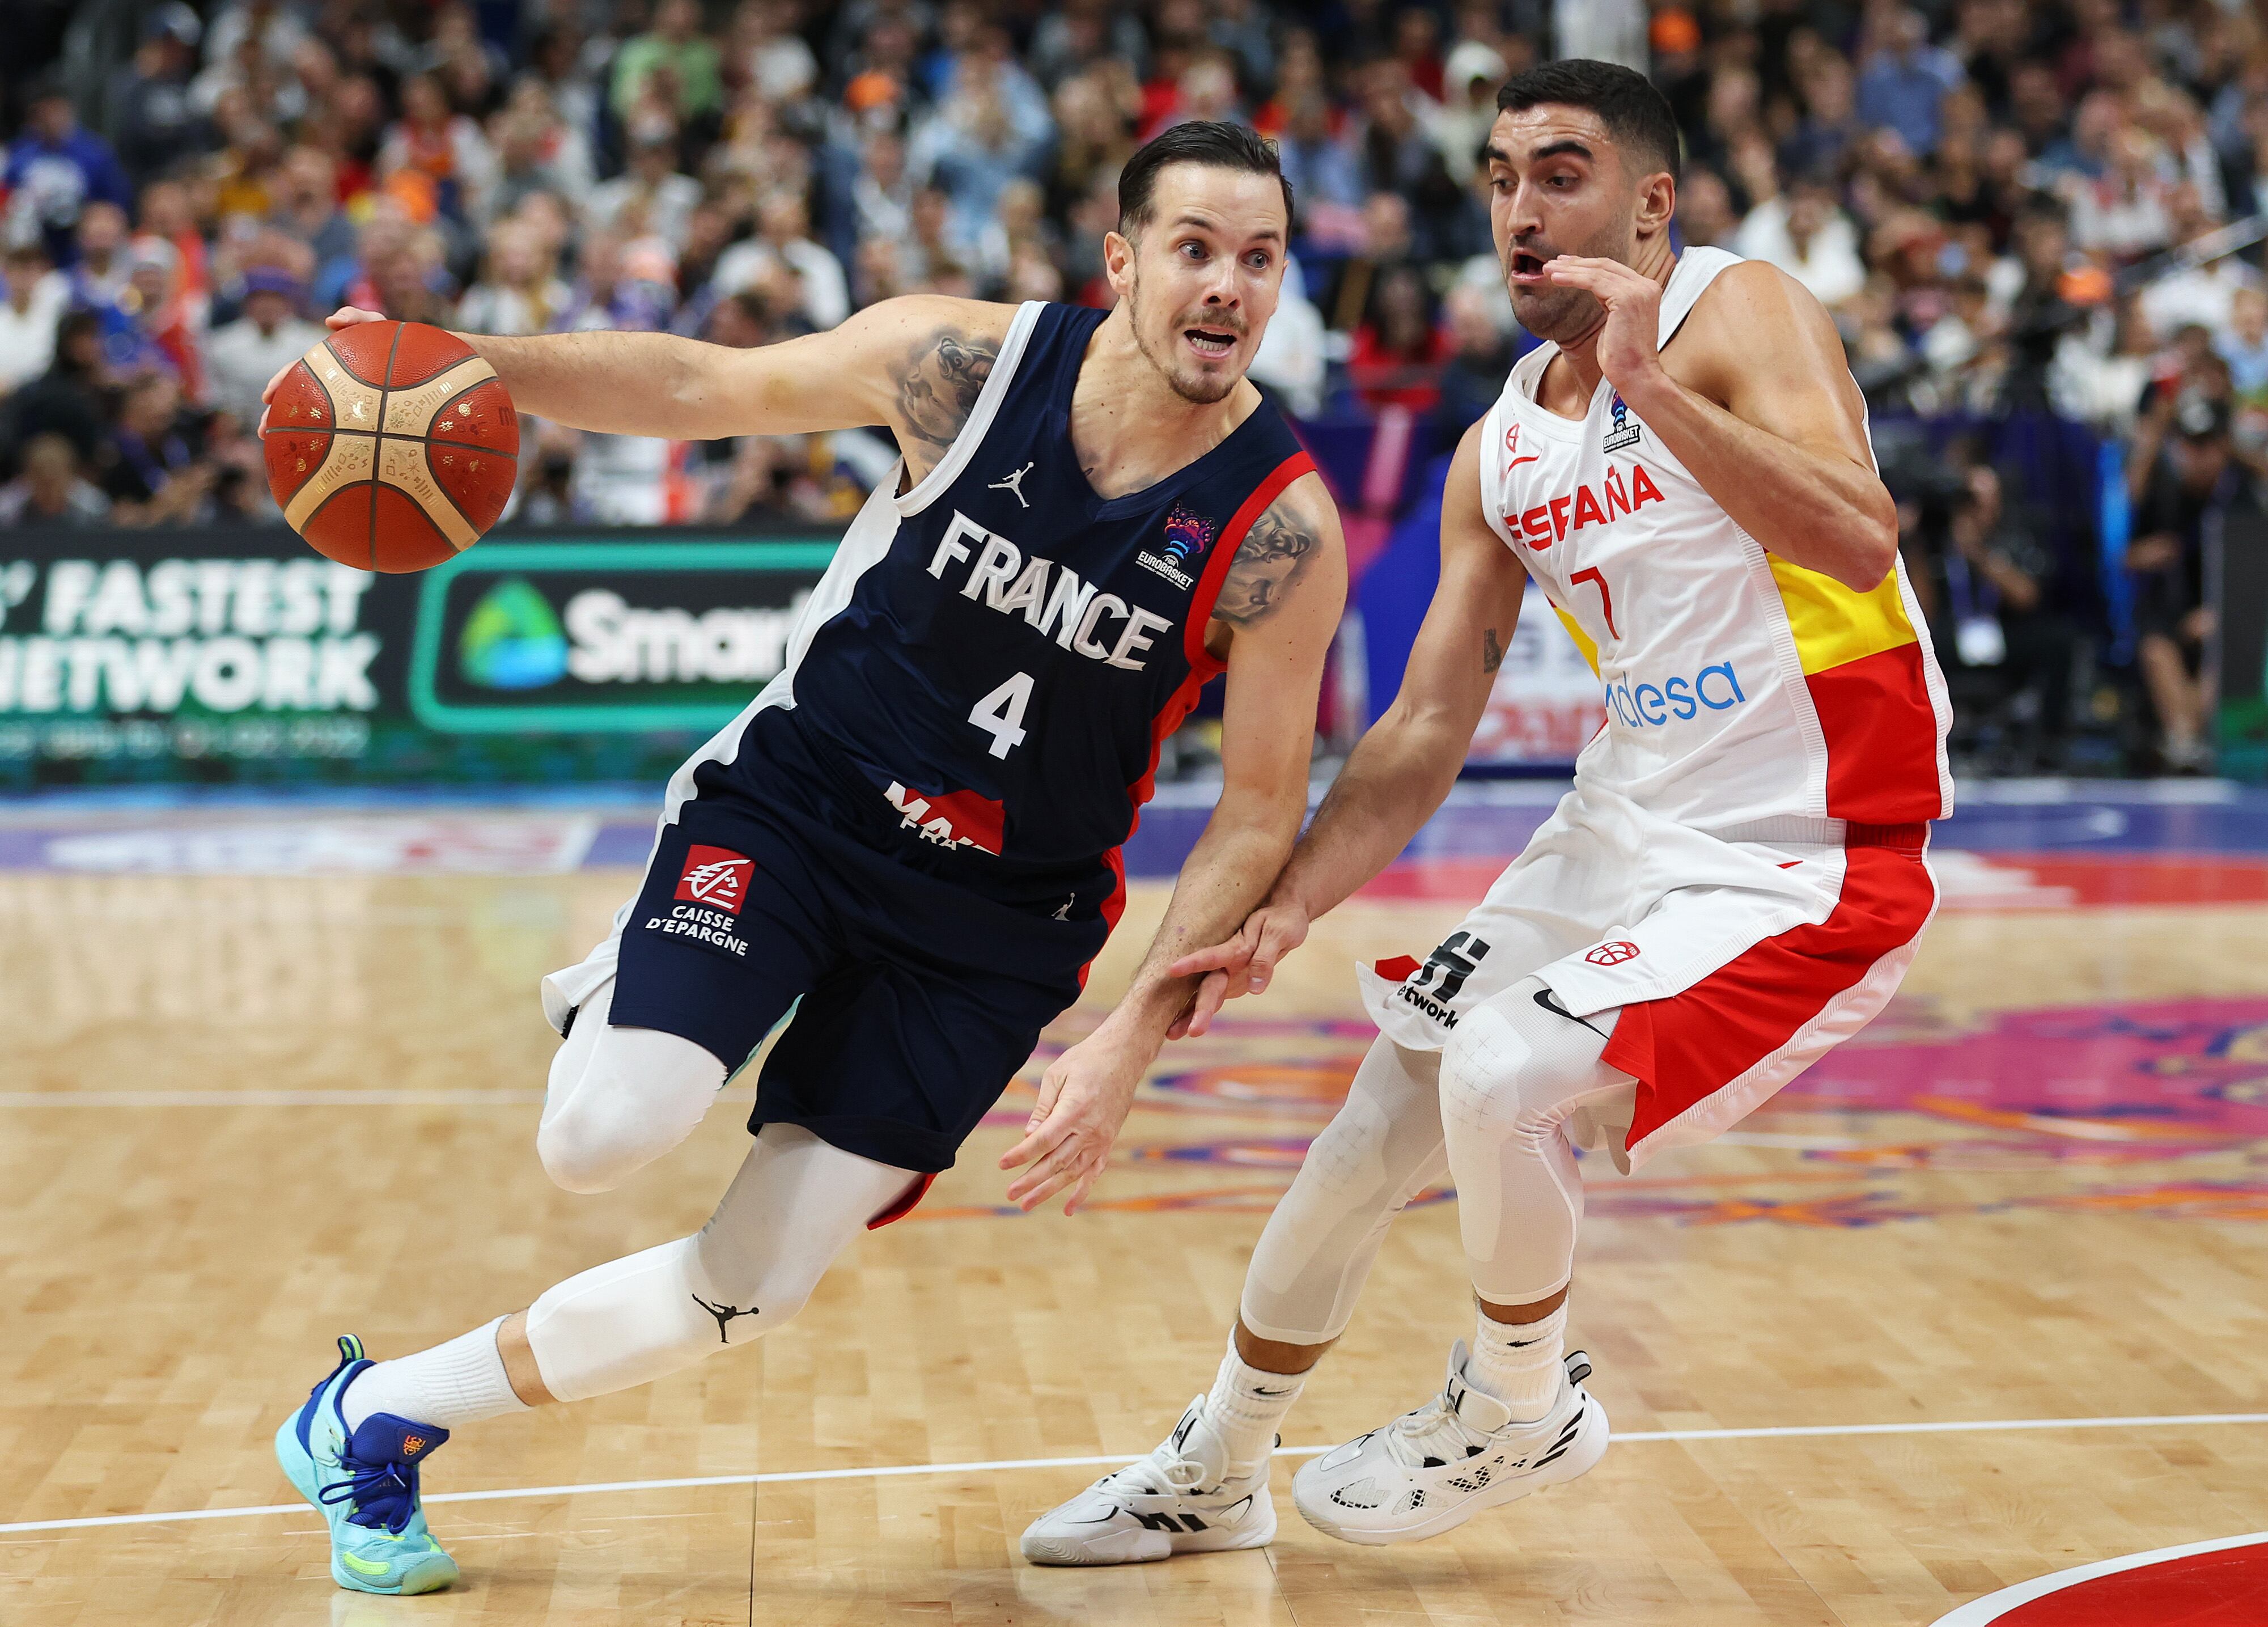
264, 320, 520, 573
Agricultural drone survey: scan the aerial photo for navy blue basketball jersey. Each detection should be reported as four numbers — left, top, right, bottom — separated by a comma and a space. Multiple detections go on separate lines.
682, 299, 1314, 905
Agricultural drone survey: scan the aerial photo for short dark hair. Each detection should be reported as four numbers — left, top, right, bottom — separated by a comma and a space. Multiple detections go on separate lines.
1495, 59, 1682, 184
1117, 120, 1296, 239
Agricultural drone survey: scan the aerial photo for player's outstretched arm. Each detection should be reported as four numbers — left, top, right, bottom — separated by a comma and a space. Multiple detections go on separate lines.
1000, 471, 1347, 1213
1541, 254, 1897, 589
260, 298, 1016, 482
1169, 421, 1526, 1035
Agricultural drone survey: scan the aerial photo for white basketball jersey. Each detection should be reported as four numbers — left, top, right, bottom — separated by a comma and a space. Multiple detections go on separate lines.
1478, 247, 1953, 834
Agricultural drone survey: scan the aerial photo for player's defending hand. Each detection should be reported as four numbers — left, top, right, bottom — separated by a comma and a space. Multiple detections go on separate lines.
1163, 900, 1312, 1039
999, 1027, 1151, 1215
1540, 255, 1667, 401
256, 307, 388, 433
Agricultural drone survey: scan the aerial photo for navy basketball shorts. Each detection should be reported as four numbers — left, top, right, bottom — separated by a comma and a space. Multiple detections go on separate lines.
607, 726, 1112, 1175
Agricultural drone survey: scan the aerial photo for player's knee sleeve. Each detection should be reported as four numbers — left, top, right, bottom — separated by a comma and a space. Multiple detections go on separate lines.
1440, 976, 1633, 1304
693, 1124, 918, 1323
1239, 1039, 1449, 1346
523, 1126, 920, 1405
536, 1020, 726, 1194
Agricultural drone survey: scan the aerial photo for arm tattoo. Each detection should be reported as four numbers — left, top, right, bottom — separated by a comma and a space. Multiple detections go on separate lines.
1482, 628, 1505, 673
895, 328, 999, 457
1213, 495, 1320, 626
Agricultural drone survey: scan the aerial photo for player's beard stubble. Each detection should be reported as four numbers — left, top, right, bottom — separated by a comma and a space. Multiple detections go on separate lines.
1126, 273, 1246, 406
1506, 212, 1641, 344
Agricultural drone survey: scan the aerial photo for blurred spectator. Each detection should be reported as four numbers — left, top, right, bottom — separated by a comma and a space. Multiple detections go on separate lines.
4, 79, 133, 268
1348, 263, 1448, 412
1909, 459, 2078, 771
1251, 257, 1327, 418
612, 0, 724, 128
270, 149, 358, 308
1736, 176, 1867, 308
909, 49, 1054, 248
1856, 8, 1965, 158
204, 269, 321, 426
100, 371, 212, 525
111, 4, 217, 185
2126, 391, 2238, 770
715, 192, 849, 331
2141, 188, 2260, 337
0, 239, 70, 394
379, 73, 499, 227
457, 220, 573, 334
589, 113, 701, 249
1433, 281, 1516, 440
0, 432, 111, 524
5, 310, 111, 467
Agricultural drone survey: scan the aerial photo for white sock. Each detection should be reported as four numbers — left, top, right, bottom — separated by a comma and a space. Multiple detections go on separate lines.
342, 1317, 529, 1433
1201, 1334, 1304, 1481
1463, 1302, 1566, 1424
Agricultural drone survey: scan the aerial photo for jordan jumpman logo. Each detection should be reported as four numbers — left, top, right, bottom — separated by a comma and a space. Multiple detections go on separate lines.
690, 1293, 758, 1344
990, 461, 1035, 507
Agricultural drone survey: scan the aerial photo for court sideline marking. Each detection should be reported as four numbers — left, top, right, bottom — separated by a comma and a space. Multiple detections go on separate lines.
9, 1410, 2268, 1536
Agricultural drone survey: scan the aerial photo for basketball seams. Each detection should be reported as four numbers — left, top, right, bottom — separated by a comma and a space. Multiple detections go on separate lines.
371, 323, 405, 572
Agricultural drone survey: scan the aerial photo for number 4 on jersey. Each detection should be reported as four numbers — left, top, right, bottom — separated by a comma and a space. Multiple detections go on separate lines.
969, 671, 1035, 758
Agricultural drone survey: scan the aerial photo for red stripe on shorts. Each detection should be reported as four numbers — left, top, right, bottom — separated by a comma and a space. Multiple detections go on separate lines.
1604, 841, 1937, 1149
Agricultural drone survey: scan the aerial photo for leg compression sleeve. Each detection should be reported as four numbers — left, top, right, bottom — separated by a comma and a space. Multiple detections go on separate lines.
1238, 1039, 1451, 1346
522, 1124, 919, 1404
537, 975, 728, 1194
1439, 976, 1635, 1306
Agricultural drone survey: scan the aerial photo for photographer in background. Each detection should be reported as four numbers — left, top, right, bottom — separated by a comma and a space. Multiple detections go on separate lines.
1901, 442, 2078, 773
2127, 391, 2243, 773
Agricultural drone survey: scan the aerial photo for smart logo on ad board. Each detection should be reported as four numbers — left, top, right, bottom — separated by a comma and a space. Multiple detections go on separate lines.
409, 540, 837, 732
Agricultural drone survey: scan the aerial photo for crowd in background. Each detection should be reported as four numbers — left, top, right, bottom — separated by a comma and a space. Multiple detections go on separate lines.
1, 0, 2262, 769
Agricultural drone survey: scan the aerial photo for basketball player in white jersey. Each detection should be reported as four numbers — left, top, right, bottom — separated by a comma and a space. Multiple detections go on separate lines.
1023, 60, 1950, 1561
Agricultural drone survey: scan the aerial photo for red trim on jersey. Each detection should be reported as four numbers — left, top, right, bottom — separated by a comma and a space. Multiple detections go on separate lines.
1604, 841, 1936, 1149
1810, 641, 1947, 824
1183, 450, 1317, 675
865, 1172, 936, 1230
1080, 451, 1315, 990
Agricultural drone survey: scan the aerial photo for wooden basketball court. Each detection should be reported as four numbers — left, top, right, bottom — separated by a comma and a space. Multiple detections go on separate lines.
7, 821, 2268, 1625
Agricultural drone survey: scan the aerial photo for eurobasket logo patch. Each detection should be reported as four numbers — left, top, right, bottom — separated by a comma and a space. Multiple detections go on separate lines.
1585, 940, 1641, 967
675, 845, 753, 913
1137, 504, 1219, 591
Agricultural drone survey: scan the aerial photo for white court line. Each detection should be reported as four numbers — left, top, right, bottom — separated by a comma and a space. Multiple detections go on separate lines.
10, 1411, 2268, 1537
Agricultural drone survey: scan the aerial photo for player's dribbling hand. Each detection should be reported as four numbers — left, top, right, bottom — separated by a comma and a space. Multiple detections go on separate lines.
1163, 900, 1311, 1039
999, 1028, 1147, 1215
256, 307, 388, 433
1540, 256, 1667, 402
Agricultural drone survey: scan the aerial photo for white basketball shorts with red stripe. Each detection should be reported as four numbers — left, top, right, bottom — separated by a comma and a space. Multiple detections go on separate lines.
1357, 782, 1938, 1170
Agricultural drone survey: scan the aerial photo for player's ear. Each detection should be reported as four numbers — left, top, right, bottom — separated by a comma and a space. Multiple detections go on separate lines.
1103, 228, 1137, 297
1635, 171, 1676, 240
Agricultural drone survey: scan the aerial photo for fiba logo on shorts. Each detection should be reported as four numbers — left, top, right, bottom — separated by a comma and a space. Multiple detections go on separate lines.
675, 845, 752, 914
1585, 940, 1641, 966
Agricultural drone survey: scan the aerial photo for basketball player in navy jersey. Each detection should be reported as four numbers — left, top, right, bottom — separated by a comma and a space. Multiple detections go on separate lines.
260, 122, 1347, 1596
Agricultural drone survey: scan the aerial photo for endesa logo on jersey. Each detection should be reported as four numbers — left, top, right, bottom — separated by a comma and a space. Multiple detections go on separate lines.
928, 511, 1175, 672
1603, 660, 1748, 728
1507, 462, 1666, 550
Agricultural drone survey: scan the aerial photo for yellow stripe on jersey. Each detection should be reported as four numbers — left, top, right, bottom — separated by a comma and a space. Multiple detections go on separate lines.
1550, 601, 1601, 676
1767, 556, 1916, 675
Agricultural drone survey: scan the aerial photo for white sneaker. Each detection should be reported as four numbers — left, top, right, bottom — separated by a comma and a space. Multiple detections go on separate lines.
1291, 1344, 1607, 1545
1020, 1396, 1277, 1565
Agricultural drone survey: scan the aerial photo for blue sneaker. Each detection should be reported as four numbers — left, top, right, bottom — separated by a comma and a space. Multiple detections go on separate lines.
275, 1336, 460, 1595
